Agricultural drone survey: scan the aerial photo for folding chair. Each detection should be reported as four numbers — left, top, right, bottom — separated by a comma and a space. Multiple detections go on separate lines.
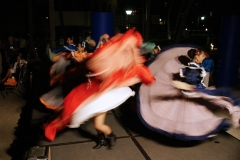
0, 83, 17, 98
5, 84, 18, 94
3, 80, 22, 98
3, 76, 20, 97
0, 89, 5, 99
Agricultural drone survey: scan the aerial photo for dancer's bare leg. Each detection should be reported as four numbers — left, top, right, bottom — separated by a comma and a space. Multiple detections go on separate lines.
92, 112, 112, 135
92, 112, 116, 149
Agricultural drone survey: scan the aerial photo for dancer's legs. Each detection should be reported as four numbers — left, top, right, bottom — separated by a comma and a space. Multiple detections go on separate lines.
92, 112, 116, 149
92, 112, 112, 135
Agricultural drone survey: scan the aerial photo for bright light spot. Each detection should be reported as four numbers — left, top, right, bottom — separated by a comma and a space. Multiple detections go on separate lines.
185, 28, 187, 30
203, 25, 204, 26
46, 17, 48, 19
205, 28, 208, 31
210, 43, 214, 50
201, 16, 205, 20
159, 19, 162, 21
126, 10, 132, 15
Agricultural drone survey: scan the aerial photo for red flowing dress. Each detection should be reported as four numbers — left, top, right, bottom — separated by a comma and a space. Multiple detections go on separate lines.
44, 29, 156, 141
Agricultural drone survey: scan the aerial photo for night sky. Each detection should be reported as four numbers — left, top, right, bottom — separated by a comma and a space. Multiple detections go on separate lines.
1, 0, 240, 23
0, 0, 240, 38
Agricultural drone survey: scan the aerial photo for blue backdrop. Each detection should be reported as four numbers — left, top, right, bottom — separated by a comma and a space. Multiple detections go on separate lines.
91, 12, 114, 48
216, 15, 240, 87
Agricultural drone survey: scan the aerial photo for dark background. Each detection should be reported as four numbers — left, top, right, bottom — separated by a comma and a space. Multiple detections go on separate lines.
0, 0, 240, 52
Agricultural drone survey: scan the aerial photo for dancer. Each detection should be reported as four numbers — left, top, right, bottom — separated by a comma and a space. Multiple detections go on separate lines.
40, 42, 92, 111
86, 34, 156, 149
137, 45, 240, 141
88, 33, 112, 149
43, 29, 156, 149
49, 36, 78, 60
187, 48, 214, 87
84, 36, 96, 53
174, 50, 240, 128
139, 42, 156, 63
96, 33, 110, 49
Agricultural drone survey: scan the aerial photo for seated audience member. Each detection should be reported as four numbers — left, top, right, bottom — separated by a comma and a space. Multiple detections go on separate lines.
0, 63, 17, 86
13, 54, 28, 82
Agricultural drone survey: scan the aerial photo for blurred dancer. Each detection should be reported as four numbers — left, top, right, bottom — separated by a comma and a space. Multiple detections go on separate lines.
139, 42, 156, 63
43, 30, 155, 150
138, 45, 240, 141
84, 36, 96, 53
89, 34, 153, 149
49, 36, 78, 60
40, 42, 92, 111
174, 51, 240, 128
88, 33, 112, 149
96, 33, 110, 49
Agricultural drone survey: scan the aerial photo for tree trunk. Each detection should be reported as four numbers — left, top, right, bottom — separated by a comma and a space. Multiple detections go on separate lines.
49, 0, 56, 48
173, 0, 195, 44
172, 0, 187, 43
28, 0, 33, 58
58, 0, 65, 38
141, 0, 145, 39
145, 0, 151, 41
167, 0, 176, 40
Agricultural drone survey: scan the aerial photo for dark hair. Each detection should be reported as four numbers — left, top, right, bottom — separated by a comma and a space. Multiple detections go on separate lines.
67, 36, 75, 41
187, 48, 202, 59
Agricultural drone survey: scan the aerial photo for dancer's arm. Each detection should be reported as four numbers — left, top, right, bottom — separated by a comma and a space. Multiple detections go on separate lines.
172, 80, 194, 91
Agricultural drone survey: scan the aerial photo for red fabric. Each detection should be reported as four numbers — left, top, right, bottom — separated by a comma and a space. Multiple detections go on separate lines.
98, 65, 155, 92
44, 79, 101, 141
45, 66, 155, 141
44, 65, 155, 141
